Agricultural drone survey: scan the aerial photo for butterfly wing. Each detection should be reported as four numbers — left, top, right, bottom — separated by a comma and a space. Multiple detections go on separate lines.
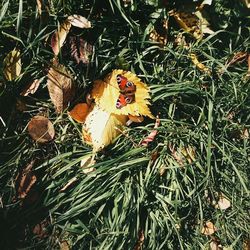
116, 93, 135, 109
117, 74, 136, 93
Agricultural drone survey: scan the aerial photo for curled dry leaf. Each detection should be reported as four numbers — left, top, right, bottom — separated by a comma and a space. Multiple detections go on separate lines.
20, 79, 41, 96
81, 154, 96, 174
59, 177, 77, 192
134, 230, 145, 250
210, 240, 223, 250
47, 64, 75, 113
67, 15, 91, 28
68, 103, 90, 123
201, 221, 217, 235
28, 115, 55, 143
69, 36, 93, 64
214, 193, 231, 210
36, 0, 43, 15
51, 15, 91, 55
140, 117, 160, 146
15, 160, 37, 199
190, 53, 211, 75
60, 241, 71, 250
33, 219, 49, 239
51, 21, 71, 56
3, 48, 21, 81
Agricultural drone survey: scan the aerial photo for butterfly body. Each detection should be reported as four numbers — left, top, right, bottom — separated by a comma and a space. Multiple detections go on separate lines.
116, 74, 136, 109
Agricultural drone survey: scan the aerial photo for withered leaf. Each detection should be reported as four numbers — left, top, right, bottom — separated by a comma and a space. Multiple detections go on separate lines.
67, 15, 91, 28
215, 193, 231, 210
201, 221, 217, 235
36, 0, 43, 15
140, 117, 160, 146
33, 219, 49, 239
47, 64, 75, 113
15, 160, 37, 199
20, 79, 41, 96
51, 20, 71, 56
60, 240, 71, 250
59, 177, 78, 192
28, 115, 55, 143
3, 48, 21, 81
68, 103, 89, 123
68, 36, 93, 64
134, 229, 145, 250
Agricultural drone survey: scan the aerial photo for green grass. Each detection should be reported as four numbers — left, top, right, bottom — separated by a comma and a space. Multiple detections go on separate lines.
0, 0, 250, 249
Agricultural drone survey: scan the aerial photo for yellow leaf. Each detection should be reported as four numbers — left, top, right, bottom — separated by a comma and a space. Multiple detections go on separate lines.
82, 105, 128, 151
3, 48, 21, 81
91, 69, 154, 118
190, 53, 211, 75
47, 63, 75, 113
68, 103, 90, 123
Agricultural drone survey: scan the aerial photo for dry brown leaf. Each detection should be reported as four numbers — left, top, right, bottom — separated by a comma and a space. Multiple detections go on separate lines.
3, 48, 21, 81
68, 36, 93, 64
20, 79, 41, 96
243, 239, 250, 250
242, 128, 249, 139
241, 0, 250, 8
36, 0, 43, 15
140, 117, 160, 146
59, 177, 77, 192
51, 21, 71, 56
134, 229, 145, 250
33, 219, 49, 239
201, 221, 217, 235
190, 53, 211, 75
47, 64, 75, 113
214, 193, 231, 210
209, 240, 223, 250
28, 116, 55, 143
81, 154, 96, 174
67, 15, 91, 28
60, 241, 71, 250
68, 103, 90, 123
15, 160, 37, 199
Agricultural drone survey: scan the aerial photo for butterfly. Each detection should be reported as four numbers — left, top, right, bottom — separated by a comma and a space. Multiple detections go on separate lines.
116, 74, 136, 109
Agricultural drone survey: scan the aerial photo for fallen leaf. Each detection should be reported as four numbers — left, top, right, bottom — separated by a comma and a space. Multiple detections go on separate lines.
20, 79, 41, 96
51, 20, 71, 56
59, 177, 77, 192
68, 36, 93, 64
91, 69, 154, 118
67, 15, 91, 28
134, 229, 144, 250
128, 115, 144, 123
68, 103, 90, 123
241, 0, 250, 8
60, 241, 71, 250
243, 239, 250, 250
209, 240, 223, 250
28, 115, 55, 143
215, 193, 231, 210
36, 0, 43, 15
190, 53, 211, 75
201, 221, 217, 235
149, 19, 168, 46
171, 11, 203, 40
15, 160, 37, 199
140, 117, 160, 146
81, 154, 96, 174
33, 219, 49, 238
47, 64, 75, 113
242, 128, 249, 139
3, 48, 21, 81
82, 105, 128, 151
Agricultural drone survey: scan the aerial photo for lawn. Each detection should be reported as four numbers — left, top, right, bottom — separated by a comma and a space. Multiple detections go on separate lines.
0, 0, 249, 249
